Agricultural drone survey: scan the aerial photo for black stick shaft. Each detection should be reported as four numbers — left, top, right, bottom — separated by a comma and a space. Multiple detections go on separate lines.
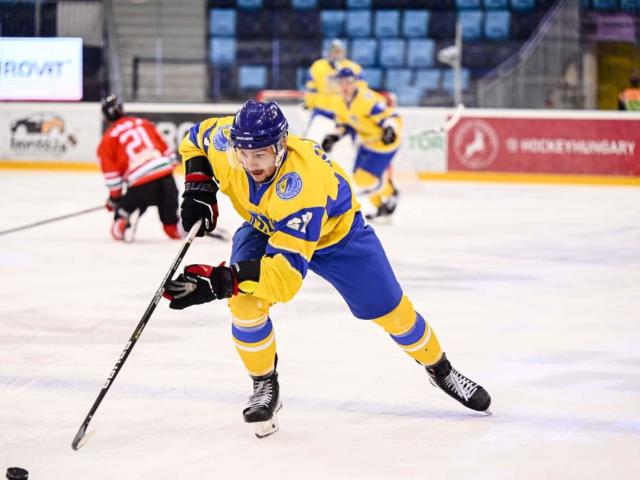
0, 205, 104, 236
71, 220, 203, 451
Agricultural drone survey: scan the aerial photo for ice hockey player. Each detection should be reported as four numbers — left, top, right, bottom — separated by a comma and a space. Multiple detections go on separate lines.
163, 100, 491, 439
303, 39, 366, 144
98, 94, 182, 241
322, 67, 400, 221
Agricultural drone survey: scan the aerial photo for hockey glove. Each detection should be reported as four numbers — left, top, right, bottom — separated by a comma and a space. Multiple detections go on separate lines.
105, 193, 122, 212
164, 260, 260, 310
382, 126, 397, 145
321, 134, 341, 153
181, 172, 218, 237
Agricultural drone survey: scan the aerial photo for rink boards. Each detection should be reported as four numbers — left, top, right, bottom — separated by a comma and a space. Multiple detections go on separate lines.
0, 101, 639, 185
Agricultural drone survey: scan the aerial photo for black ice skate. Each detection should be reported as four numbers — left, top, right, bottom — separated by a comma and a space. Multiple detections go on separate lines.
426, 353, 491, 413
243, 370, 282, 438
365, 183, 399, 222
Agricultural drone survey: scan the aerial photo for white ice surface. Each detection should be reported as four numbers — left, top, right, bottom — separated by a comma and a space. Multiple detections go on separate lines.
1, 171, 639, 479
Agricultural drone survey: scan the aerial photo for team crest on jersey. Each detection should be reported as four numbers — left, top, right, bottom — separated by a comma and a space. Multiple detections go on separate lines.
276, 172, 302, 200
213, 126, 231, 152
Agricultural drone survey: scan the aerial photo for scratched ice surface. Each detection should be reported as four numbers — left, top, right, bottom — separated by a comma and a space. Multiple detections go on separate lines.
1, 171, 639, 479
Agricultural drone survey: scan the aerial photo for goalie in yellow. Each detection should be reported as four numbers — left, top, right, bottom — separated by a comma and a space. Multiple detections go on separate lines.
163, 100, 491, 439
303, 39, 366, 144
322, 67, 401, 221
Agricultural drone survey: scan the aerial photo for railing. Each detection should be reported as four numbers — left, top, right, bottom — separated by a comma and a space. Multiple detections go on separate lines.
131, 56, 208, 101
477, 0, 583, 108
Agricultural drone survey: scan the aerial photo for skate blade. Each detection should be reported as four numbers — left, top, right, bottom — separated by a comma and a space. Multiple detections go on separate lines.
252, 414, 279, 438
250, 403, 283, 439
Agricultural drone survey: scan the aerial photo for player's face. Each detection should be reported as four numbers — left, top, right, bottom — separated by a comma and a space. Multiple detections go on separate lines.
338, 78, 357, 100
237, 146, 278, 183
328, 47, 345, 62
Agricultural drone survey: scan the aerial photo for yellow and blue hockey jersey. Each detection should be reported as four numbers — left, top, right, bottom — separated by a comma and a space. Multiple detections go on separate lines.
304, 58, 366, 115
334, 86, 403, 153
179, 116, 361, 304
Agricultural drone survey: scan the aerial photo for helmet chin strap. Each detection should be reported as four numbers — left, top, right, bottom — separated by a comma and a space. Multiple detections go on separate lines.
273, 137, 287, 167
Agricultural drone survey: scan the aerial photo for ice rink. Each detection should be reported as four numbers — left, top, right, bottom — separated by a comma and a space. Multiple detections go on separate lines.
1, 170, 639, 479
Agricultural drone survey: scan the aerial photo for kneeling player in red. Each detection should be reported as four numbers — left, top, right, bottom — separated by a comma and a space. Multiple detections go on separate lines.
98, 95, 182, 242
164, 101, 491, 438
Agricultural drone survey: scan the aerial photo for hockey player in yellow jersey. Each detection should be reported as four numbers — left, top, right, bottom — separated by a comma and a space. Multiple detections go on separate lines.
163, 101, 491, 438
303, 39, 366, 144
322, 67, 401, 221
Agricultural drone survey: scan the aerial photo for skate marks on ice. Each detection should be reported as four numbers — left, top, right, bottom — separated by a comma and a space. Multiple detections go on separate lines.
1, 372, 639, 439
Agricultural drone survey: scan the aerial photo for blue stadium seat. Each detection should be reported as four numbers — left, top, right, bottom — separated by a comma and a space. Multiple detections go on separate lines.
592, 0, 618, 9
429, 11, 456, 39
280, 39, 321, 66
210, 38, 236, 65
484, 11, 510, 40
402, 10, 429, 37
379, 39, 406, 68
442, 68, 471, 92
292, 0, 318, 8
407, 39, 435, 67
461, 42, 491, 68
384, 68, 412, 92
239, 65, 268, 90
319, 0, 346, 7
347, 0, 372, 7
209, 9, 236, 37
414, 68, 441, 91
483, 0, 508, 7
237, 0, 263, 9
237, 40, 273, 64
396, 86, 423, 106
374, 0, 409, 7
374, 10, 400, 37
237, 11, 273, 39
620, 0, 639, 11
297, 67, 309, 90
321, 10, 346, 37
459, 10, 483, 40
510, 0, 535, 10
456, 0, 481, 8
351, 38, 378, 67
510, 11, 541, 39
364, 68, 383, 89
346, 10, 372, 37
292, 11, 321, 38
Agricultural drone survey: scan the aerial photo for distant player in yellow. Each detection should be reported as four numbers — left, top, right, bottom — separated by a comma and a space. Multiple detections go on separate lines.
303, 39, 365, 144
322, 67, 401, 221
163, 101, 491, 439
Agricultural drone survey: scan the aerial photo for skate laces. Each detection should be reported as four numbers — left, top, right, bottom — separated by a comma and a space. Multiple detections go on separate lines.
443, 368, 478, 401
248, 378, 274, 408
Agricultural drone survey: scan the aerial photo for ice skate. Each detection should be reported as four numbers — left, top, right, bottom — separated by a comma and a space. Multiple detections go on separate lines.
426, 353, 491, 413
123, 208, 142, 243
365, 184, 399, 223
243, 370, 282, 438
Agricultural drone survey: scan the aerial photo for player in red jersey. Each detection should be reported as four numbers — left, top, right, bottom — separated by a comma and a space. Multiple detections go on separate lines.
97, 95, 182, 241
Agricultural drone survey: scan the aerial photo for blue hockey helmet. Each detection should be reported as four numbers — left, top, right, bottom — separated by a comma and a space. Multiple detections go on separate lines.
228, 100, 289, 171
334, 67, 357, 81
230, 100, 288, 150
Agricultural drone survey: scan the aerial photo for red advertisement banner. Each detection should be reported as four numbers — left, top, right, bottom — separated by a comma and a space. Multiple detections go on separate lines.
448, 116, 640, 176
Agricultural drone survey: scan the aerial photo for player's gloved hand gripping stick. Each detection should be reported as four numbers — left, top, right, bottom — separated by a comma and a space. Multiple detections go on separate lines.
71, 219, 203, 451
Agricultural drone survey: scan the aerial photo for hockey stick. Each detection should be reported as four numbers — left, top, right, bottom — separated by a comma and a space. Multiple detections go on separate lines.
421, 104, 466, 135
71, 219, 203, 451
0, 205, 103, 237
